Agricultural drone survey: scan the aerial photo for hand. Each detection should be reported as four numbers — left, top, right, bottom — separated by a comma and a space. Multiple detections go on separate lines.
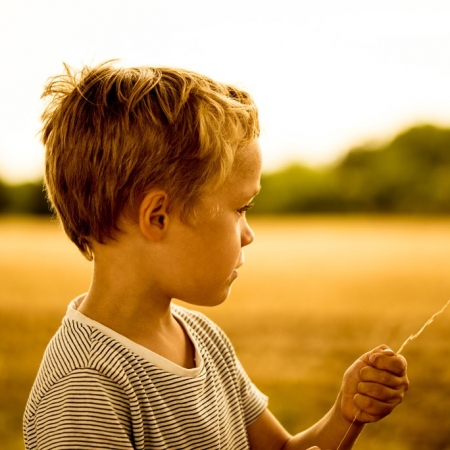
339, 345, 409, 424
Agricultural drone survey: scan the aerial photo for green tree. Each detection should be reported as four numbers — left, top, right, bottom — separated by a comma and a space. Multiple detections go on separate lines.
0, 179, 10, 213
335, 125, 450, 213
6, 181, 51, 215
251, 124, 450, 215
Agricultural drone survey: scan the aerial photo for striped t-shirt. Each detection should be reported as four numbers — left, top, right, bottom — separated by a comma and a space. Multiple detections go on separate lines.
24, 297, 268, 449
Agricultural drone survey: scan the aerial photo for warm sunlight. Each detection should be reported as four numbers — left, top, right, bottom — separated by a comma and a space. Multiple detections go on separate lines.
1, 0, 450, 182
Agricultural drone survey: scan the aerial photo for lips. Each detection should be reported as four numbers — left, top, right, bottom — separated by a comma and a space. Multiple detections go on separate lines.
235, 253, 245, 270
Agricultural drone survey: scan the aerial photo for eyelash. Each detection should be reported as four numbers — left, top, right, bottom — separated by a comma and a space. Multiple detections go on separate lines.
237, 202, 254, 215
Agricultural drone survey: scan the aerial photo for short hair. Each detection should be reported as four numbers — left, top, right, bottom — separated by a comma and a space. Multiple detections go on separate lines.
42, 61, 260, 259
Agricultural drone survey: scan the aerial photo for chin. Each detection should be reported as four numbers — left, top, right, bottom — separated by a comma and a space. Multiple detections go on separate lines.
179, 287, 232, 309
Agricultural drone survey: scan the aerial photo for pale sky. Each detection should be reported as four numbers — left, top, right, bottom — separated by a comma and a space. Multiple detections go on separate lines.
1, 0, 450, 183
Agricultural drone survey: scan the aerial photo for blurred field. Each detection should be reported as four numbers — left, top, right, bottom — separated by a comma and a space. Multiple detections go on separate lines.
1, 215, 450, 449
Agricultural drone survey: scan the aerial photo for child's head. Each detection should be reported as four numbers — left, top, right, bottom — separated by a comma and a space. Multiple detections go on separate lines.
42, 61, 260, 260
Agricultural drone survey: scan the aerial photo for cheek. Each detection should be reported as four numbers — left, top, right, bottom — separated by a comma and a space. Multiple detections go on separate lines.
219, 228, 242, 268
200, 222, 241, 264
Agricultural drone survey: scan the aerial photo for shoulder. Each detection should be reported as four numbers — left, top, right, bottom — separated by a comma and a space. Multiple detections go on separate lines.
29, 317, 136, 401
40, 318, 93, 380
25, 317, 141, 432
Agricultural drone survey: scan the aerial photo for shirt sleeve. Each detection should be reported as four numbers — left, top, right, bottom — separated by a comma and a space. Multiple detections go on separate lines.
234, 352, 268, 426
27, 369, 134, 450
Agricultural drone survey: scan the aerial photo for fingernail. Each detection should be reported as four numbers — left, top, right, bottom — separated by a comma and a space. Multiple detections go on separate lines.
383, 348, 395, 356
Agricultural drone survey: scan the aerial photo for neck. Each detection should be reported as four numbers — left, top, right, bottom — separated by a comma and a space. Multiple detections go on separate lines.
78, 269, 195, 369
79, 263, 172, 334
75, 231, 196, 369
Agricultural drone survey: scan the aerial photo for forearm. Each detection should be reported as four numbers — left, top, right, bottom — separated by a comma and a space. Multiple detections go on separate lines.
283, 394, 364, 450
248, 347, 408, 450
247, 397, 364, 450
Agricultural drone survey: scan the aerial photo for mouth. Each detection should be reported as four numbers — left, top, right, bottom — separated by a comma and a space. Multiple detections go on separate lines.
235, 253, 245, 270
232, 262, 244, 279
232, 253, 245, 277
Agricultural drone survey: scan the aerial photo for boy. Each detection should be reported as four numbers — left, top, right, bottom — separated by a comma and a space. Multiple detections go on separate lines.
24, 62, 409, 450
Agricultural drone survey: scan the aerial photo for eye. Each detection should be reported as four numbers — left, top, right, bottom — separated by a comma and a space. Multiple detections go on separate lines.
237, 202, 254, 215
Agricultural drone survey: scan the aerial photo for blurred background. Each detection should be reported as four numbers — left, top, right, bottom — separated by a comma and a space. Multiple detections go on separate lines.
1, 1, 450, 448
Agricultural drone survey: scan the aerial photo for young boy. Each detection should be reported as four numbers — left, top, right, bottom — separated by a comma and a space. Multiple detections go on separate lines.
24, 62, 409, 450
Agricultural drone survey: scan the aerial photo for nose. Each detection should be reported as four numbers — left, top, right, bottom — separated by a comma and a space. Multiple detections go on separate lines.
240, 217, 255, 247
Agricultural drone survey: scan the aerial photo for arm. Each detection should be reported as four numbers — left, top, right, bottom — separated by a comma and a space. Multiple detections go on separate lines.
247, 345, 409, 450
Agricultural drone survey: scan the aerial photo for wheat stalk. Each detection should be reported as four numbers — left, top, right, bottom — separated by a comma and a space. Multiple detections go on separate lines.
335, 411, 360, 450
336, 298, 450, 450
396, 298, 450, 355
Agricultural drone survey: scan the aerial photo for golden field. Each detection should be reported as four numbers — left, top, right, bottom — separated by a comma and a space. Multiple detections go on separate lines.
1, 216, 450, 449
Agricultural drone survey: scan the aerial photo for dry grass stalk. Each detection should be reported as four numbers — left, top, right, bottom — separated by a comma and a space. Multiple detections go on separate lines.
336, 411, 360, 450
337, 298, 450, 450
396, 298, 450, 355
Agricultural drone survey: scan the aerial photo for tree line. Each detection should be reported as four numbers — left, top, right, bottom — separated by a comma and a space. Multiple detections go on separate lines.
252, 124, 450, 214
0, 180, 50, 215
0, 124, 449, 216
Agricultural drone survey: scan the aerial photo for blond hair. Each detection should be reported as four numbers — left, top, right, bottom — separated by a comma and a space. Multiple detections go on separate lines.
42, 61, 260, 259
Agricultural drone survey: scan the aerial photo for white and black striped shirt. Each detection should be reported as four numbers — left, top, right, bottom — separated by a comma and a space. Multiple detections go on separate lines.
24, 297, 268, 449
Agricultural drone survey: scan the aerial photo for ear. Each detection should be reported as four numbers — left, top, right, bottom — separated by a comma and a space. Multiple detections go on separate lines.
138, 190, 170, 241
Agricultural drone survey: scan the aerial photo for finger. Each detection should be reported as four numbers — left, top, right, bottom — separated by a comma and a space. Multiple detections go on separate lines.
358, 381, 406, 403
368, 352, 408, 376
360, 366, 409, 390
365, 344, 394, 356
354, 393, 400, 419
